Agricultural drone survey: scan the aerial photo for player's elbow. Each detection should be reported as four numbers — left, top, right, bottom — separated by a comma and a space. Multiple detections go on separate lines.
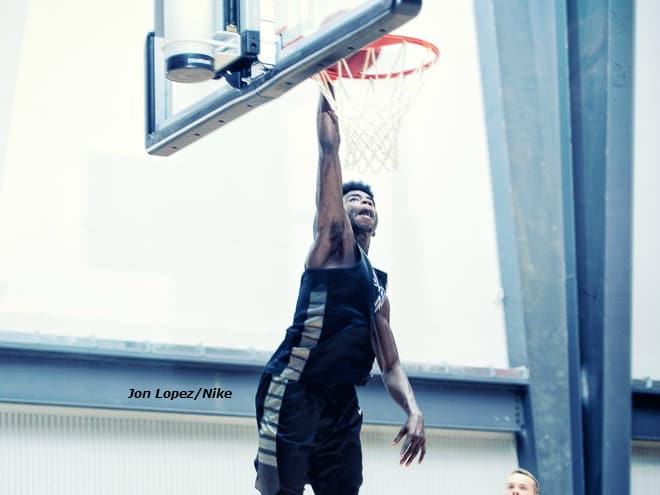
318, 143, 339, 160
380, 357, 402, 377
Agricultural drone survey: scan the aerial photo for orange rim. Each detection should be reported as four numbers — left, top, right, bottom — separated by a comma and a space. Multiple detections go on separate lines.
322, 34, 439, 80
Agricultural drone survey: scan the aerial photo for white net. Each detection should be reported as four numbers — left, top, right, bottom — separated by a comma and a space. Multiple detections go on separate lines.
312, 35, 439, 174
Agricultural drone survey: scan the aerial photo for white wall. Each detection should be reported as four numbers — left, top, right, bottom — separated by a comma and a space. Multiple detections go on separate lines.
632, 0, 660, 379
0, 403, 519, 495
632, 441, 660, 494
0, 0, 507, 367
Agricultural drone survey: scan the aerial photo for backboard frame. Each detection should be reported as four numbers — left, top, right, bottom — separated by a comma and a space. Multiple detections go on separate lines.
145, 0, 422, 156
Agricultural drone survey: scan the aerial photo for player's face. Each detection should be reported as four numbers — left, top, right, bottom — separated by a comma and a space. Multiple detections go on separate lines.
505, 473, 537, 495
343, 190, 378, 235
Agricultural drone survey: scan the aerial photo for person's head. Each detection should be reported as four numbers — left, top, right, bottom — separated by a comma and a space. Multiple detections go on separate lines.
505, 469, 539, 495
342, 181, 378, 237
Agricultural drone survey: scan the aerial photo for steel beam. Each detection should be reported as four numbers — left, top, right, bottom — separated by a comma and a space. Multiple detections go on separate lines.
567, 1, 634, 494
632, 381, 660, 442
474, 1, 585, 493
0, 341, 525, 433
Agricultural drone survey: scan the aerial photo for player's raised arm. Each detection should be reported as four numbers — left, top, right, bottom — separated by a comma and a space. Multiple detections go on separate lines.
306, 92, 356, 269
371, 296, 426, 465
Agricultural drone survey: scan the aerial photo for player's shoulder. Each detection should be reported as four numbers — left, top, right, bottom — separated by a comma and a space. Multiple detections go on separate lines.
373, 267, 388, 289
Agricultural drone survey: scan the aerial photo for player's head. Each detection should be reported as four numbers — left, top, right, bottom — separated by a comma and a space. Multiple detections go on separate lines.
342, 181, 378, 237
505, 468, 539, 495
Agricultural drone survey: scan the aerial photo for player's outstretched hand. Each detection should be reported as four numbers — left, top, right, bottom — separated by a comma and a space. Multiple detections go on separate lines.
317, 93, 340, 152
392, 412, 426, 466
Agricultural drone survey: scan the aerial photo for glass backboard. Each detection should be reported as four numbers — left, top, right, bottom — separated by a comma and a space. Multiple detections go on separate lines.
145, 0, 422, 155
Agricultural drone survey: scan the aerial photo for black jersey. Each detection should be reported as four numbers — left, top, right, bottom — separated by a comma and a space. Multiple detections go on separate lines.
264, 246, 387, 386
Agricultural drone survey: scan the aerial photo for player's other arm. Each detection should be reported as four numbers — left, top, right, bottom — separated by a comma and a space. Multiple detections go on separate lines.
306, 93, 355, 269
371, 296, 426, 465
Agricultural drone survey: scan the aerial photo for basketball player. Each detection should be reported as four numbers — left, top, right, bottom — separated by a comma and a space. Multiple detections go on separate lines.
253, 93, 426, 494
505, 468, 540, 495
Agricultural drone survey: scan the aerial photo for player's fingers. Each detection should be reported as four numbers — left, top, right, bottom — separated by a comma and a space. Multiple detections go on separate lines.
392, 426, 407, 446
409, 438, 426, 466
399, 437, 411, 461
398, 433, 413, 458
401, 437, 424, 466
400, 437, 419, 465
418, 444, 426, 464
400, 445, 412, 465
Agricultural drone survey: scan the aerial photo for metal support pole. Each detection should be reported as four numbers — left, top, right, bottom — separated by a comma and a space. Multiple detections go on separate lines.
475, 1, 586, 492
567, 1, 634, 493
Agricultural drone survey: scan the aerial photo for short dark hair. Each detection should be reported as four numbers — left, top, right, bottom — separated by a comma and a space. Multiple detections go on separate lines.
342, 181, 374, 201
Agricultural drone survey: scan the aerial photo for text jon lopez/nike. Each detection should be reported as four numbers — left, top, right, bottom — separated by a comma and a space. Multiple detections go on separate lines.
128, 387, 232, 400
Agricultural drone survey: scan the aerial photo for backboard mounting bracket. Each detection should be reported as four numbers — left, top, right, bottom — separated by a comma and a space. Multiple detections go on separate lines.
145, 0, 422, 156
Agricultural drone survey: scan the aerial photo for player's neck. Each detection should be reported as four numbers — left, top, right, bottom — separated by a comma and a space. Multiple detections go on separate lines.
355, 232, 371, 254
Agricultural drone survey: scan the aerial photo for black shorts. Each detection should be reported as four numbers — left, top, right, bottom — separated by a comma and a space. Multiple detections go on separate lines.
254, 373, 364, 495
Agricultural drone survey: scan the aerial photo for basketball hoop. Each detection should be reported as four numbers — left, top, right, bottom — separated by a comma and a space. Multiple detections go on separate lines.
312, 34, 439, 174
